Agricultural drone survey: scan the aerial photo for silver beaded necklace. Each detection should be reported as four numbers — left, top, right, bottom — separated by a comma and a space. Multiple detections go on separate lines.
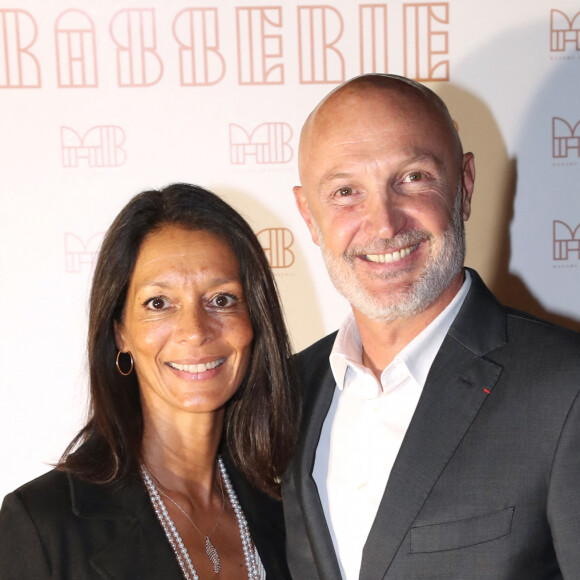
141, 457, 263, 579
143, 464, 225, 573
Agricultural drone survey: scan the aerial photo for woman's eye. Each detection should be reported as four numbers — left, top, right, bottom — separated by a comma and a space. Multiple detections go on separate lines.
145, 297, 168, 310
403, 171, 423, 183
211, 294, 236, 308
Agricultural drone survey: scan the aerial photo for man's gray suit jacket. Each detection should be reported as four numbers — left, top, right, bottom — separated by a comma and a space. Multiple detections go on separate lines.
283, 268, 580, 579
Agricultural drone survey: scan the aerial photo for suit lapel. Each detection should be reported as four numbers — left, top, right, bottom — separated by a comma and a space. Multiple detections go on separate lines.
70, 473, 182, 579
294, 339, 344, 579
221, 452, 291, 579
91, 513, 181, 578
360, 270, 506, 579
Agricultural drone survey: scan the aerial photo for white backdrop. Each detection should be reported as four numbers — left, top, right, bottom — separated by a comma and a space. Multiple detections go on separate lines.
1, 0, 579, 499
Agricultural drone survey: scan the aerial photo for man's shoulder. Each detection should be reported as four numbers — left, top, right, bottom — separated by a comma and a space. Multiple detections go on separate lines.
458, 269, 580, 357
292, 332, 338, 394
294, 331, 338, 367
503, 306, 580, 355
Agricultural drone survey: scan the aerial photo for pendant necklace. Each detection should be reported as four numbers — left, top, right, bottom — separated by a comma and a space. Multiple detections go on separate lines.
154, 470, 225, 573
141, 457, 262, 579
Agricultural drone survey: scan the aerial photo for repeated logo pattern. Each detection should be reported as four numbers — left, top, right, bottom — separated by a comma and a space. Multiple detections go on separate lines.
553, 221, 580, 261
257, 228, 295, 268
61, 126, 127, 168
64, 232, 104, 273
552, 117, 580, 158
550, 9, 580, 52
229, 123, 293, 164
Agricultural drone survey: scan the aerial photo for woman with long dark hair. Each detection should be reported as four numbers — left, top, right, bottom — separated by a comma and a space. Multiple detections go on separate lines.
0, 183, 299, 579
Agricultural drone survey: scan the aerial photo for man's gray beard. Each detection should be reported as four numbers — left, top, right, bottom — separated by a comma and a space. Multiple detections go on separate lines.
317, 189, 465, 322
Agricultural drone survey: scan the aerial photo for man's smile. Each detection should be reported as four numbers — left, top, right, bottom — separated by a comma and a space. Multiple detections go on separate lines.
364, 244, 419, 263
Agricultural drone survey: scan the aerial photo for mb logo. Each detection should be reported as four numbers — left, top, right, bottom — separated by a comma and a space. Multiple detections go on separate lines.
61, 126, 127, 167
553, 221, 580, 260
229, 123, 293, 164
257, 228, 295, 268
65, 232, 104, 273
553, 118, 580, 158
551, 9, 580, 52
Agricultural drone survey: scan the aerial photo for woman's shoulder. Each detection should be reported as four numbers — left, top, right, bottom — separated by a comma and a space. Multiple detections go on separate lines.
0, 471, 73, 578
6, 469, 71, 509
0, 469, 85, 538
7, 467, 148, 522
0, 468, 171, 578
12, 468, 69, 490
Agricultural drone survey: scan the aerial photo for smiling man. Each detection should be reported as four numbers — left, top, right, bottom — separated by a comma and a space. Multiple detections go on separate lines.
283, 74, 580, 579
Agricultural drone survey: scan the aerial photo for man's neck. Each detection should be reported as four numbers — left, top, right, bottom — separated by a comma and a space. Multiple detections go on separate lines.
354, 272, 465, 379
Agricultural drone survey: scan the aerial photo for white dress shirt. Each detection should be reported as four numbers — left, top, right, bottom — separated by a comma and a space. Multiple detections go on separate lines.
312, 272, 472, 579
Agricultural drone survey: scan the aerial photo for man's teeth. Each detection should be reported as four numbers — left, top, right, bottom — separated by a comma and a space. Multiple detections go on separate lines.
168, 359, 224, 373
366, 244, 418, 263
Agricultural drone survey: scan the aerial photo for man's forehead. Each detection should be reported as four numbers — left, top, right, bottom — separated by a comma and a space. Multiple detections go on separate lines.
299, 83, 460, 172
303, 95, 441, 152
337, 84, 430, 116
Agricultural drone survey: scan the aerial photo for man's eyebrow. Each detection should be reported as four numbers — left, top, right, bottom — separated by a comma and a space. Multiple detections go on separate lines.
318, 152, 445, 186
406, 150, 446, 170
318, 171, 353, 186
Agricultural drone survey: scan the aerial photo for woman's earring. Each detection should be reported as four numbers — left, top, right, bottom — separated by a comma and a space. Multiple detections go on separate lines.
116, 350, 134, 376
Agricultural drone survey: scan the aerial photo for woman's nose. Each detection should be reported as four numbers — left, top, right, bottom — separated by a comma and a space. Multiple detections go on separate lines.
176, 305, 214, 344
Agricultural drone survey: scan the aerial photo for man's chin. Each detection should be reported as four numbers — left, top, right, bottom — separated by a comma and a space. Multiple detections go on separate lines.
348, 289, 415, 322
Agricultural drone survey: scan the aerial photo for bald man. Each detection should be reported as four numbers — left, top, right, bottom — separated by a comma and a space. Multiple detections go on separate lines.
282, 74, 580, 579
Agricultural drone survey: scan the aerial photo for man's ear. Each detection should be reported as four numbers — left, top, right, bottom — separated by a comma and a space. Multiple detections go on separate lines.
293, 185, 320, 245
461, 152, 475, 221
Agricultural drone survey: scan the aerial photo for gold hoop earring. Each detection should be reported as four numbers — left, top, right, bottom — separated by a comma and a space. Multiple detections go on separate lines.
116, 350, 134, 376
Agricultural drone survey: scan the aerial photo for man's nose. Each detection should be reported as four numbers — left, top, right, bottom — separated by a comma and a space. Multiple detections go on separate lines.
362, 188, 406, 239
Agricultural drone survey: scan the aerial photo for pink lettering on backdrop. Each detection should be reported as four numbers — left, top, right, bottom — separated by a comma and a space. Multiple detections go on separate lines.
298, 5, 345, 84
61, 126, 127, 168
403, 3, 449, 81
551, 10, 580, 52
64, 232, 104, 273
257, 228, 295, 268
552, 118, 580, 158
173, 8, 225, 86
110, 8, 163, 87
0, 4, 455, 87
359, 4, 388, 74
553, 221, 580, 260
236, 7, 283, 85
55, 9, 98, 88
229, 122, 293, 164
0, 9, 40, 88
